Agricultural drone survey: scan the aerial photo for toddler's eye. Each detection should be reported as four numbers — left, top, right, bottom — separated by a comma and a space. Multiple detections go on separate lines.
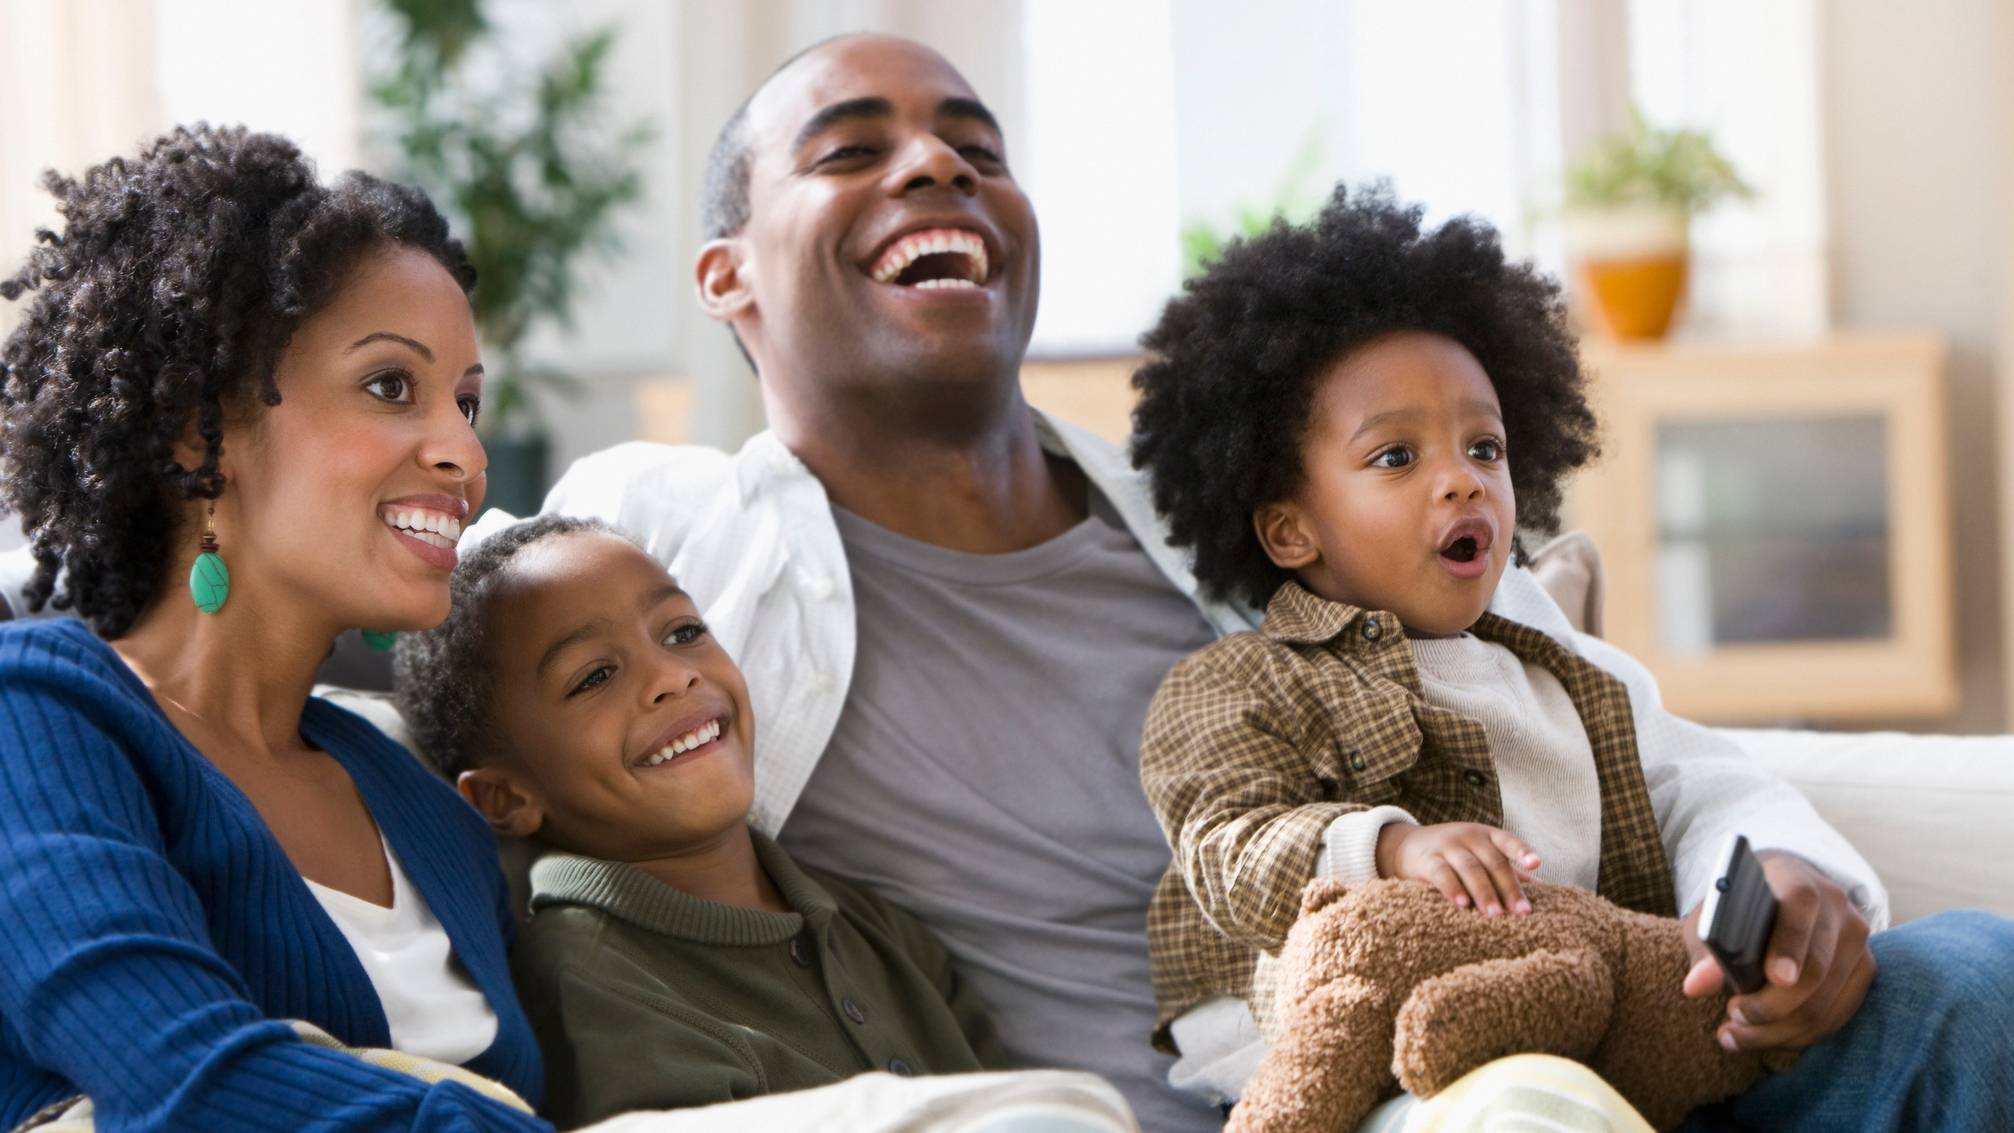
1469, 439, 1504, 461
665, 622, 709, 647
1373, 446, 1414, 469
569, 666, 612, 696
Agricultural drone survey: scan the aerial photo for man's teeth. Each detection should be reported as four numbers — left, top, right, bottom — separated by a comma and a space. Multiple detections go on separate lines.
384, 510, 463, 548
869, 228, 989, 285
642, 719, 723, 766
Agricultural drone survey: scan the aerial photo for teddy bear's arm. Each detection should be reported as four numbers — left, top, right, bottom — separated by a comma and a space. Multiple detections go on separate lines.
1392, 948, 1615, 1099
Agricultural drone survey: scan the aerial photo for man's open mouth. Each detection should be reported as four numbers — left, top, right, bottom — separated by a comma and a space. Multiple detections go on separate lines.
868, 227, 990, 290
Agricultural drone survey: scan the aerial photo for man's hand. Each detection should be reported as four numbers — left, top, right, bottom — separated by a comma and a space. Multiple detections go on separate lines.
1681, 849, 1877, 1052
1375, 822, 1541, 917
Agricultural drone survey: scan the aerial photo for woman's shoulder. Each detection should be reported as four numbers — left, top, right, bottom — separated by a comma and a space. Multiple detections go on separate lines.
0, 617, 149, 711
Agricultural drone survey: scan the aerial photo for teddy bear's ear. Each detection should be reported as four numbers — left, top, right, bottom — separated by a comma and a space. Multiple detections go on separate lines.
1300, 878, 1352, 915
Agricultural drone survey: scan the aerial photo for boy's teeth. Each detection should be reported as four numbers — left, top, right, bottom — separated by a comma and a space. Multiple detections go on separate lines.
648, 720, 721, 766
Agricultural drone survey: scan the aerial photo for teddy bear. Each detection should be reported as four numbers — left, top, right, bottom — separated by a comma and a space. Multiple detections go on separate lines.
1226, 877, 1780, 1132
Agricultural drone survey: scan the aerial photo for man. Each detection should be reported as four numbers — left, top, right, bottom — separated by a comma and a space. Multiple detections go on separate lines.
549, 33, 1243, 1129
544, 32, 2010, 1133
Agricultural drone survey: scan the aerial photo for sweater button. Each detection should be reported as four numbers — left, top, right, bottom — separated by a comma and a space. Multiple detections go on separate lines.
1463, 769, 1489, 788
1347, 750, 1365, 772
888, 1057, 914, 1076
842, 998, 867, 1024
789, 938, 813, 968
1360, 621, 1382, 643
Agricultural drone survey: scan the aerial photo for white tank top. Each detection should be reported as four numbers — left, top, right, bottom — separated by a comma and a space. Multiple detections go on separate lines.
306, 837, 499, 1065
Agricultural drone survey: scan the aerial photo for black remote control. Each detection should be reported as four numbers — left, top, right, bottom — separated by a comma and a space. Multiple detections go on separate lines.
1697, 833, 1779, 995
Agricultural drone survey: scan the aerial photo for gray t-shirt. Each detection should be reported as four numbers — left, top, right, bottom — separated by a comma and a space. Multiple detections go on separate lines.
779, 492, 1223, 1133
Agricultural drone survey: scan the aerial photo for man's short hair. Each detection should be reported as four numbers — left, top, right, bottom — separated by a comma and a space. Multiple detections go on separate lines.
697, 35, 861, 374
698, 34, 859, 242
700, 102, 754, 242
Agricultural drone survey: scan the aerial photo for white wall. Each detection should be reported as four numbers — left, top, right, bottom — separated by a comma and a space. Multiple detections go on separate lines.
1822, 0, 2009, 732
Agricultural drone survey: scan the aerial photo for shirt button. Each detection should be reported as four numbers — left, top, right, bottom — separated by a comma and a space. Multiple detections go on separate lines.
1360, 621, 1382, 643
789, 938, 813, 968
887, 1058, 914, 1076
1463, 769, 1489, 788
842, 998, 867, 1025
1347, 750, 1365, 772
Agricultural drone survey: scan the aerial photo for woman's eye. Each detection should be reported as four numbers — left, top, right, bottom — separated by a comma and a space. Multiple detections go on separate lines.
569, 666, 612, 696
457, 395, 481, 427
1469, 439, 1504, 461
1373, 446, 1414, 469
665, 622, 709, 647
364, 371, 414, 403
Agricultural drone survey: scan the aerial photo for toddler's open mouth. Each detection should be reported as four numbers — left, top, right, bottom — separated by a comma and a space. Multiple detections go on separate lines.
1434, 519, 1495, 579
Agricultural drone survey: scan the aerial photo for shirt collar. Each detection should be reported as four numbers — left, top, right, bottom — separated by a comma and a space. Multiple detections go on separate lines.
1261, 580, 1401, 648
527, 827, 835, 945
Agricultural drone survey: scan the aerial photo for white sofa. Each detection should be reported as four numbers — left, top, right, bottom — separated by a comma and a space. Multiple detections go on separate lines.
1730, 728, 2013, 923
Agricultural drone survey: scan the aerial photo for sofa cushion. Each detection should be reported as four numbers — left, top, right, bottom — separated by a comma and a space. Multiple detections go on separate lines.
1524, 530, 1604, 638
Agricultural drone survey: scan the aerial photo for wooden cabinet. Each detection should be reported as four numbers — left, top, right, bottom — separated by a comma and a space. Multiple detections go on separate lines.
1568, 332, 1956, 724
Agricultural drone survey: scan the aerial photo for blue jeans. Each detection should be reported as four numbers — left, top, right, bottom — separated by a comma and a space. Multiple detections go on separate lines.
1682, 910, 2014, 1131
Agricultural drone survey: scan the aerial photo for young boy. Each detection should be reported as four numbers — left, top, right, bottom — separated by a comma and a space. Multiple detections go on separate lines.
394, 516, 1004, 1128
1125, 186, 1891, 1108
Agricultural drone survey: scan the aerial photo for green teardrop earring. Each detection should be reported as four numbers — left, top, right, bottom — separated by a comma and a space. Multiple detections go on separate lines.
361, 630, 398, 652
188, 504, 230, 614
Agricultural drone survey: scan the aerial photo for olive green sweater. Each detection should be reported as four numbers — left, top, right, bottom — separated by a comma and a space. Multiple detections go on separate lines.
512, 831, 1003, 1129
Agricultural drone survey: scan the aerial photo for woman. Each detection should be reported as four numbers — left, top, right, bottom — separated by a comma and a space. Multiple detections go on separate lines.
0, 123, 545, 1130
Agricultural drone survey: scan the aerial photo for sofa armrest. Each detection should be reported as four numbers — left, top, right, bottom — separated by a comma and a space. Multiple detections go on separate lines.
1726, 728, 2014, 924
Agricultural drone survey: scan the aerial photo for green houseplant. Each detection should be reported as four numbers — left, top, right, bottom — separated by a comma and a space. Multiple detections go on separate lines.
1180, 134, 1328, 279
1561, 107, 1753, 340
370, 0, 649, 515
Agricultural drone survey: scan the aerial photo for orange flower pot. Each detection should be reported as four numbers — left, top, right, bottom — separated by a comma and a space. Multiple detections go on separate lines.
1563, 204, 1690, 341
1577, 253, 1689, 339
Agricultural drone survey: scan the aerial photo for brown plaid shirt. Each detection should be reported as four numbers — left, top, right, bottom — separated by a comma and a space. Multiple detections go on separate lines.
1140, 580, 1676, 1046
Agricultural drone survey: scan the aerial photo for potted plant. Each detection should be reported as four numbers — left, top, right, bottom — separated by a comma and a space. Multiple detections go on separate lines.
1561, 107, 1753, 340
370, 0, 650, 515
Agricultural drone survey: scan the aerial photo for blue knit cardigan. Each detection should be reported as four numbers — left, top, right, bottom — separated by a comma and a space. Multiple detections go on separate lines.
0, 618, 549, 1131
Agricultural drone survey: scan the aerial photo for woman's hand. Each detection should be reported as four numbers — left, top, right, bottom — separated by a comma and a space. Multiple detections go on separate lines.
1375, 821, 1541, 916
1681, 850, 1876, 1052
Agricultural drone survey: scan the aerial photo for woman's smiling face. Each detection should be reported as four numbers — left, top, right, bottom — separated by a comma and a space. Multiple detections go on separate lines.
214, 246, 485, 635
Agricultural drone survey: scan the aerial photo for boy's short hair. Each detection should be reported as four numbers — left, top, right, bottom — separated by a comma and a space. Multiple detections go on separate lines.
393, 514, 616, 779
1129, 182, 1599, 610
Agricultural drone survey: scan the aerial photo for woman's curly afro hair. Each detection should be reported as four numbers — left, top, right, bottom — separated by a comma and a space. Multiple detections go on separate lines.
0, 123, 476, 637
1129, 183, 1598, 610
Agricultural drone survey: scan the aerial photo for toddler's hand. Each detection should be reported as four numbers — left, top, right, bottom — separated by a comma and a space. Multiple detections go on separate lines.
1375, 822, 1540, 916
